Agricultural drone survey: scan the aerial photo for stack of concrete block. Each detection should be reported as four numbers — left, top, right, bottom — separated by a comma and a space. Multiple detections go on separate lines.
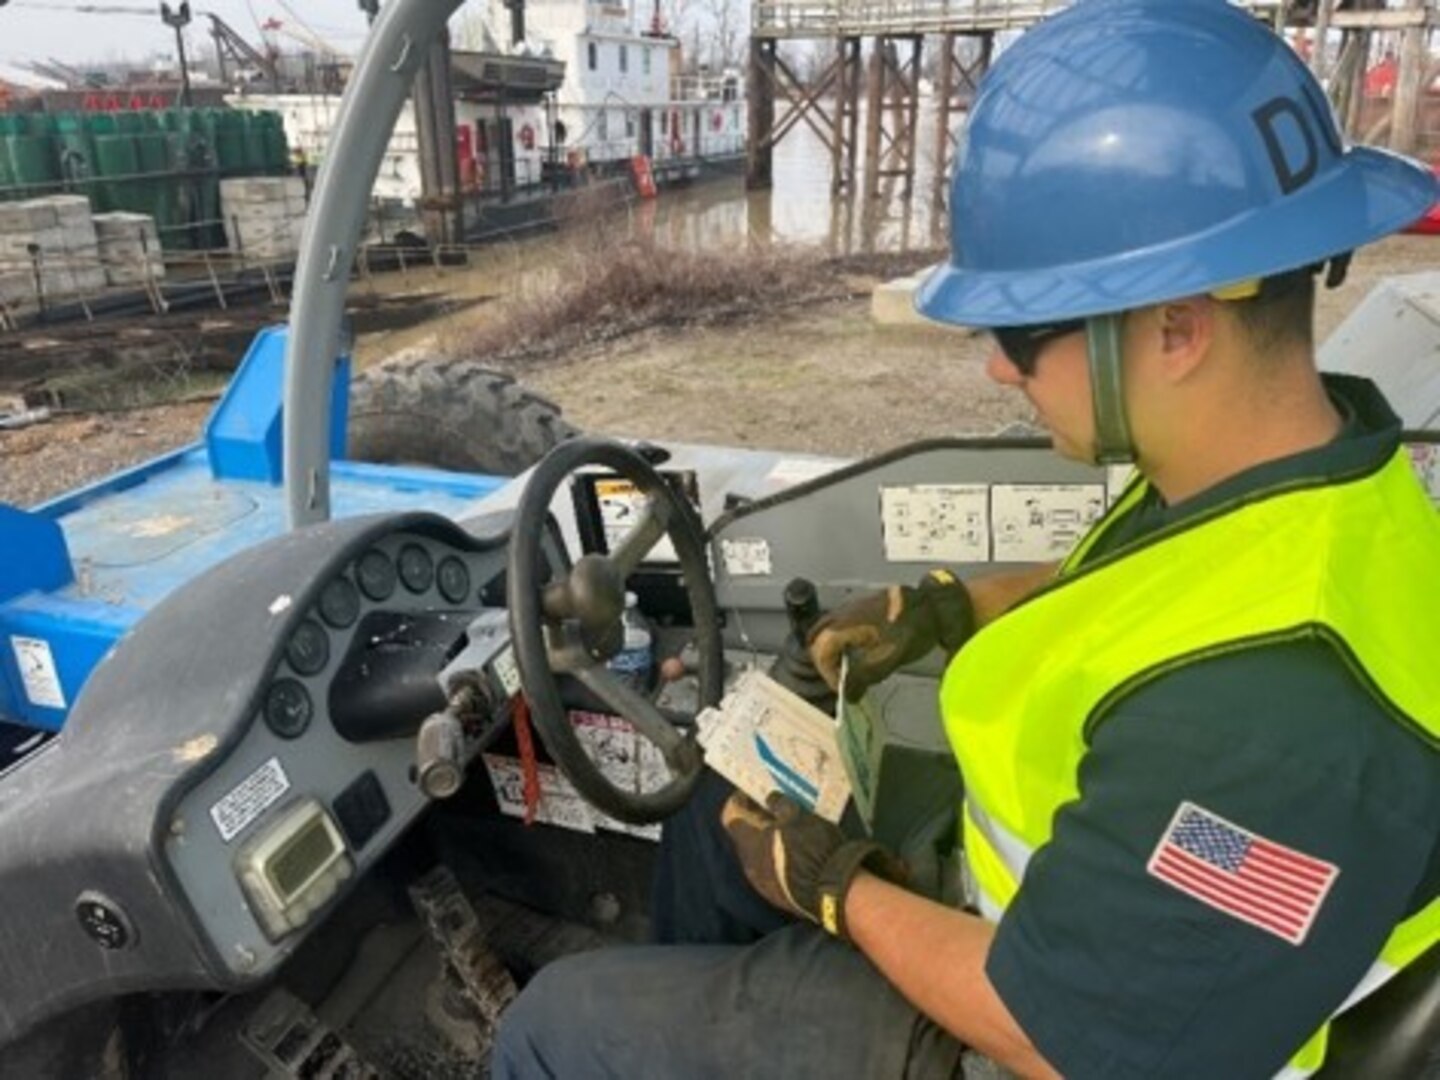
93, 212, 166, 287
0, 195, 107, 308
220, 176, 307, 260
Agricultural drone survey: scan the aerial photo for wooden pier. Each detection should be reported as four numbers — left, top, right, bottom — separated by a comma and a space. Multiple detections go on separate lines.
746, 0, 1440, 195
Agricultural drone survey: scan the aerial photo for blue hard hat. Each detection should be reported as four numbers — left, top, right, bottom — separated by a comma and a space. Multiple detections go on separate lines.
917, 0, 1439, 328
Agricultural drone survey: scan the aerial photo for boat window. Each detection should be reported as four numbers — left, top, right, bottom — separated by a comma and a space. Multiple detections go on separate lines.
588, 42, 597, 71
620, 45, 629, 74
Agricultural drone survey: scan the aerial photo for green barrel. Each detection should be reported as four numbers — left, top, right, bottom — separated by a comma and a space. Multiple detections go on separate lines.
0, 146, 15, 199
26, 113, 56, 138
135, 130, 172, 228
259, 112, 289, 174
240, 112, 267, 173
94, 132, 140, 216
213, 110, 247, 175
7, 135, 61, 189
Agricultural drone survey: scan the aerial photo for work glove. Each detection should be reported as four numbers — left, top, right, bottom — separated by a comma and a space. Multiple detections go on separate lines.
721, 791, 907, 941
809, 569, 975, 701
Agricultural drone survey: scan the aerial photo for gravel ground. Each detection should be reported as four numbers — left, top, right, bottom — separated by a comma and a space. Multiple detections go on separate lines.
1, 234, 1433, 508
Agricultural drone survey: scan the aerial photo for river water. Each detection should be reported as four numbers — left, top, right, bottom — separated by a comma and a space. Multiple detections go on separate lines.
629, 99, 953, 256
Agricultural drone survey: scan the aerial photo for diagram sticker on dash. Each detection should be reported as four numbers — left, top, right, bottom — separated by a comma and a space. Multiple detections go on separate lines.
594, 476, 680, 563
880, 484, 990, 563
721, 537, 773, 577
991, 484, 1107, 562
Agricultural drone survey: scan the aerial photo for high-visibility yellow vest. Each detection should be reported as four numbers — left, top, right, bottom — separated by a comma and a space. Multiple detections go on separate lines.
940, 448, 1440, 1077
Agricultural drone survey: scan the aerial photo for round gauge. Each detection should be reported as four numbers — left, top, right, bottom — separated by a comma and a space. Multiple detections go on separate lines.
398, 543, 434, 594
436, 556, 471, 604
318, 577, 360, 629
285, 619, 330, 676
264, 679, 313, 739
356, 549, 396, 601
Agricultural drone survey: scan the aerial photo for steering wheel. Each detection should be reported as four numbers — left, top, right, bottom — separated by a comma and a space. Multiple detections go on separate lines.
506, 438, 723, 824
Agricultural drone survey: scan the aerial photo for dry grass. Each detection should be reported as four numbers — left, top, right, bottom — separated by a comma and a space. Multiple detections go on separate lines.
439, 228, 944, 369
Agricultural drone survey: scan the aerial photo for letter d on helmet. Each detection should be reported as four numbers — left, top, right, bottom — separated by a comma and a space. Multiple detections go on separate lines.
916, 0, 1438, 328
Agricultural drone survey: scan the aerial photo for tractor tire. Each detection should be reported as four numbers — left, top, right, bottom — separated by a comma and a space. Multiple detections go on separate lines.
348, 358, 576, 476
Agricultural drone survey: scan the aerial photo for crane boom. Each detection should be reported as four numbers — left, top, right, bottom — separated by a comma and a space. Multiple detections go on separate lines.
206, 12, 280, 87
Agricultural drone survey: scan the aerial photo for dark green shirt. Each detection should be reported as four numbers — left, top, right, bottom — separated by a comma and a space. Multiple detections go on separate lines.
986, 375, 1440, 1079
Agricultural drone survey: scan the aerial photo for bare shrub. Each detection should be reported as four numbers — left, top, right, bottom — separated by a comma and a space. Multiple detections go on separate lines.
445, 234, 855, 367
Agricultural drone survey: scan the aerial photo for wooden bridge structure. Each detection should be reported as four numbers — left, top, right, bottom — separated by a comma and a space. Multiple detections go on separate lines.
745, 0, 1440, 197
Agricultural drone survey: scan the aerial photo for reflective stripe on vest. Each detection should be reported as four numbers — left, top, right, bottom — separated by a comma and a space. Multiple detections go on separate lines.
940, 448, 1440, 1076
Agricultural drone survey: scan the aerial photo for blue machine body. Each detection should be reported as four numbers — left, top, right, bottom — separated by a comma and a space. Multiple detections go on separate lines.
0, 327, 507, 732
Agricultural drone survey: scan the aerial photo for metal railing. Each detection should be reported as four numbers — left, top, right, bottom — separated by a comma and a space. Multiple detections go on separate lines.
753, 0, 1069, 37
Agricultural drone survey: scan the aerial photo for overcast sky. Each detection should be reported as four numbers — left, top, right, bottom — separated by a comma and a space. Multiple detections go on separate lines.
0, 1, 382, 68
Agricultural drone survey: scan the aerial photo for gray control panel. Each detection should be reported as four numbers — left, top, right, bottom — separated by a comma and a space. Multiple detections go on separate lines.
164, 529, 516, 978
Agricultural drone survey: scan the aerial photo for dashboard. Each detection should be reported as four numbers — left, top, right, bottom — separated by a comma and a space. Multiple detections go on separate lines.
163, 523, 527, 974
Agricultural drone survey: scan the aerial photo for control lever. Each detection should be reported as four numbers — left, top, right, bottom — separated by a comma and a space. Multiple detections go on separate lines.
416, 683, 487, 800
416, 709, 465, 799
768, 577, 837, 712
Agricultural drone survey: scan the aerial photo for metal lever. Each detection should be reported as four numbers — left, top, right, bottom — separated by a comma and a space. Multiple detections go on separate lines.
416, 710, 466, 799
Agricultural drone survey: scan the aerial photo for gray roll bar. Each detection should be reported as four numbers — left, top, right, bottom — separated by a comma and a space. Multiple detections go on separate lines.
283, 0, 465, 529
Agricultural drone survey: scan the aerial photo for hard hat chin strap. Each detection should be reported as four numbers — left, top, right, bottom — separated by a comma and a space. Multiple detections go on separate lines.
1085, 314, 1135, 465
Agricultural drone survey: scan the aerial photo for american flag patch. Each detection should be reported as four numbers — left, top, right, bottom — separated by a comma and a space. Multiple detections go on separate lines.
1146, 802, 1338, 946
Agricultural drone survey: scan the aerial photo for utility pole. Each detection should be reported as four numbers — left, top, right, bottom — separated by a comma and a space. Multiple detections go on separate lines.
160, 2, 193, 108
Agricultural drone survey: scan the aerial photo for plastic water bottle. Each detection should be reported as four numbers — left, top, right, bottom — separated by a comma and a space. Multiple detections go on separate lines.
609, 591, 654, 693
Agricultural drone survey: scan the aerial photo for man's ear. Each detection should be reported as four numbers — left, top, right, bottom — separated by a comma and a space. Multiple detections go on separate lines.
1154, 298, 1215, 383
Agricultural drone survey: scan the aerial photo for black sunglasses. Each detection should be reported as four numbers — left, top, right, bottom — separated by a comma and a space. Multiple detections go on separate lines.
992, 319, 1086, 376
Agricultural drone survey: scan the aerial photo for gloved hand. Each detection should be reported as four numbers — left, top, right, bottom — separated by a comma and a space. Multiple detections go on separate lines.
721, 791, 907, 941
808, 569, 975, 701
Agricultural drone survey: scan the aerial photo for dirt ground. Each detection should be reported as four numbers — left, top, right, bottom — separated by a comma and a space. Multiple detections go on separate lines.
1, 233, 1434, 508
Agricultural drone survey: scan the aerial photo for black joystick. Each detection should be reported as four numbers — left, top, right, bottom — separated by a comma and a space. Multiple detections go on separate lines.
768, 577, 837, 713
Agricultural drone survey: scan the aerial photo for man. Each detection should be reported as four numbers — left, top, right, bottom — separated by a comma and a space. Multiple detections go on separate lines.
494, 1, 1440, 1076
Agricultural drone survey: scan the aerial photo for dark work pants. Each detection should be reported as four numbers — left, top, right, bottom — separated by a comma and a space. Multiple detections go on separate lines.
491, 771, 966, 1078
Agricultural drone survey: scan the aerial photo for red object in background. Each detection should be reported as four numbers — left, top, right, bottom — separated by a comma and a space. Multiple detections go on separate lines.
1365, 55, 1398, 99
79, 91, 170, 112
631, 154, 657, 198
1403, 160, 1440, 235
518, 123, 536, 150
455, 123, 478, 189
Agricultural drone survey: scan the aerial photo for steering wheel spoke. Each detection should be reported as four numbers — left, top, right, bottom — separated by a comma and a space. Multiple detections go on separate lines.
573, 666, 686, 757
507, 438, 723, 825
608, 497, 671, 579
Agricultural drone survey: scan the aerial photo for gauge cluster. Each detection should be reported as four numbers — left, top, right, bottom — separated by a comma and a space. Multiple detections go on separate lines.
163, 525, 515, 977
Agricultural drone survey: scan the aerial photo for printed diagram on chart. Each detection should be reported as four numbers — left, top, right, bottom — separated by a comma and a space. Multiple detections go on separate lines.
1408, 444, 1440, 504
879, 484, 990, 562
991, 484, 1106, 561
698, 671, 852, 823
